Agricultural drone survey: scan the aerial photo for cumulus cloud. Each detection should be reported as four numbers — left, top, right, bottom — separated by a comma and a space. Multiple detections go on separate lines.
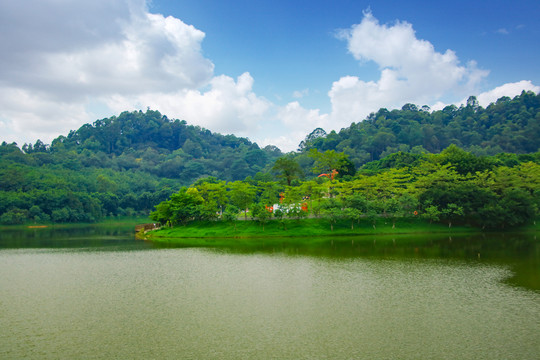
0, 88, 89, 144
329, 11, 489, 127
0, 3, 537, 154
0, 0, 214, 144
0, 0, 212, 100
106, 72, 271, 137
260, 101, 328, 151
465, 80, 540, 107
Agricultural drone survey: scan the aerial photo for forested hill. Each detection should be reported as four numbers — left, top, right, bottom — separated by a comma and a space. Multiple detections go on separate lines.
21, 109, 283, 181
1, 91, 539, 225
298, 91, 540, 168
0, 110, 282, 223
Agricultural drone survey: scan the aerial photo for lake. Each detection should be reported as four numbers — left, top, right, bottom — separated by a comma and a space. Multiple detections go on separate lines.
1, 224, 539, 359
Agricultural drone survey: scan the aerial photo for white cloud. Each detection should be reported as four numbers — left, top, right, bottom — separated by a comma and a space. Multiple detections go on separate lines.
464, 80, 540, 107
278, 102, 328, 129
0, 3, 538, 155
106, 72, 271, 137
0, 0, 214, 144
0, 1, 213, 99
257, 101, 328, 151
329, 11, 489, 127
0, 88, 89, 145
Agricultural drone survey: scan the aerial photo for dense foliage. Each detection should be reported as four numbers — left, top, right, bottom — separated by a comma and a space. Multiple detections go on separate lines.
1, 92, 539, 226
297, 91, 540, 169
152, 146, 540, 230
0, 110, 281, 224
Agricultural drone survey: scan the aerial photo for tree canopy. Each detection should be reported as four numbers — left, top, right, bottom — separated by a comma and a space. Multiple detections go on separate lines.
1, 92, 539, 226
298, 91, 540, 169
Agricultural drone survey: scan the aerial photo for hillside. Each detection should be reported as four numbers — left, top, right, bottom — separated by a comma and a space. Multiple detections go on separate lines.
1, 91, 539, 225
297, 91, 540, 169
0, 110, 282, 223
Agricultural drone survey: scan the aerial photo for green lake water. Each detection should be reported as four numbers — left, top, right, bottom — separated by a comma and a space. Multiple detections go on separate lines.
1, 225, 539, 359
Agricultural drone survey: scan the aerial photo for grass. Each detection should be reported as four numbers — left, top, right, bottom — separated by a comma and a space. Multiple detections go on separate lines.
147, 217, 479, 243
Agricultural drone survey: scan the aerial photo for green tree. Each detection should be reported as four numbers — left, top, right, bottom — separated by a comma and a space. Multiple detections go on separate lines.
422, 205, 441, 224
161, 187, 204, 225
309, 149, 355, 177
251, 203, 272, 231
195, 180, 228, 220
342, 194, 368, 230
0, 208, 28, 225
272, 156, 303, 186
257, 181, 281, 208
441, 203, 464, 227
228, 181, 256, 220
300, 180, 327, 217
321, 198, 343, 231
150, 201, 172, 226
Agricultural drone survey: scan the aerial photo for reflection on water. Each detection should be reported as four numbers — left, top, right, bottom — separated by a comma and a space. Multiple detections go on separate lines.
154, 232, 540, 292
0, 223, 155, 251
0, 226, 539, 359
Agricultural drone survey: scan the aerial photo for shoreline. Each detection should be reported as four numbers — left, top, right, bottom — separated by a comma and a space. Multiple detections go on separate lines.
144, 217, 539, 245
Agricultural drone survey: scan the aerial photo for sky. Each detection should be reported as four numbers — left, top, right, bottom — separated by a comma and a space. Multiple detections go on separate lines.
1, 0, 539, 152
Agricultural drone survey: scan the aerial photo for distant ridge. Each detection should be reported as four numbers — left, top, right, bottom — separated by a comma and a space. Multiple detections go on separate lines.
297, 91, 540, 168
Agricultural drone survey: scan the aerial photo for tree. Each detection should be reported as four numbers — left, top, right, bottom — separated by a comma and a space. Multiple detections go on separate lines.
321, 198, 343, 231
150, 201, 172, 226
441, 203, 465, 228
222, 205, 240, 230
309, 149, 355, 177
161, 187, 204, 225
300, 180, 326, 217
466, 95, 479, 110
272, 156, 303, 186
422, 205, 441, 224
195, 180, 228, 220
251, 203, 271, 231
0, 208, 28, 225
257, 181, 282, 215
298, 127, 327, 151
436, 144, 495, 175
484, 188, 536, 228
342, 194, 368, 230
228, 181, 256, 220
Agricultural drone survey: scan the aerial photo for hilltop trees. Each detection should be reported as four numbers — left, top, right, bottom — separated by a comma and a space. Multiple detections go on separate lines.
1, 92, 539, 226
0, 110, 282, 224
299, 91, 540, 168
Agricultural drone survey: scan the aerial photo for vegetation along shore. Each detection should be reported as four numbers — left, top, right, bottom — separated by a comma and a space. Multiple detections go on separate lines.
1, 92, 539, 233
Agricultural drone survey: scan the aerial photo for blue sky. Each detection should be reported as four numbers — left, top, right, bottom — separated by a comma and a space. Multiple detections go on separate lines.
1, 0, 539, 151
151, 0, 540, 110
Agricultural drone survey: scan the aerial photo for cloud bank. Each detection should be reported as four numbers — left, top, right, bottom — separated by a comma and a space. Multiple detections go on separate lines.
328, 11, 489, 127
0, 2, 537, 152
0, 0, 213, 143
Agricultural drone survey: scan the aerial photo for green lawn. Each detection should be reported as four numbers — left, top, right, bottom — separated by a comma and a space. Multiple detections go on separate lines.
147, 217, 479, 242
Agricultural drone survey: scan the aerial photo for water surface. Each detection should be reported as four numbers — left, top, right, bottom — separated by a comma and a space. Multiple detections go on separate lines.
1, 226, 538, 359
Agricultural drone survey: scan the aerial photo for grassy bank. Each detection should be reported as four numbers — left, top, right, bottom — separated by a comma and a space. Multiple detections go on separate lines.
147, 217, 481, 243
